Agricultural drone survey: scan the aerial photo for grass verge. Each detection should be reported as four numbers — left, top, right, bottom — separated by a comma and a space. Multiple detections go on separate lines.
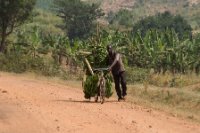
127, 83, 200, 123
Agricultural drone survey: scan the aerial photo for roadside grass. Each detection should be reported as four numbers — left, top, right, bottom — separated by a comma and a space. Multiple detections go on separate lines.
127, 83, 200, 123
148, 72, 200, 88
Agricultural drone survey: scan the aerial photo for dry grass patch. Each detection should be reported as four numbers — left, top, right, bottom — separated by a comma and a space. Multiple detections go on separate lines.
128, 83, 200, 123
148, 72, 200, 88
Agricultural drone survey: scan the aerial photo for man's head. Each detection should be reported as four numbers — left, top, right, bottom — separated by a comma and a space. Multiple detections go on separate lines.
107, 45, 113, 55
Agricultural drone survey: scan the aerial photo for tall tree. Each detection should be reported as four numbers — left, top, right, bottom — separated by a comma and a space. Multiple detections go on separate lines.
53, 0, 104, 40
0, 0, 36, 52
132, 11, 192, 40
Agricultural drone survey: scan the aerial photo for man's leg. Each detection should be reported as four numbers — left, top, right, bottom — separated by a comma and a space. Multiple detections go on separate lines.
120, 71, 127, 97
113, 74, 122, 100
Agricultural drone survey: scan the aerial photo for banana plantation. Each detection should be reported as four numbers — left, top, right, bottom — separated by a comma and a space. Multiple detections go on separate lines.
1, 25, 200, 77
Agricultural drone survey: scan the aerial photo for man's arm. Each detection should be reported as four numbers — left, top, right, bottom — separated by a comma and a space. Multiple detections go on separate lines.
109, 53, 120, 70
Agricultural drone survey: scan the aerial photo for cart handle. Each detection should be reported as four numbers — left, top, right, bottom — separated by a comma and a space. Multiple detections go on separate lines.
93, 68, 109, 72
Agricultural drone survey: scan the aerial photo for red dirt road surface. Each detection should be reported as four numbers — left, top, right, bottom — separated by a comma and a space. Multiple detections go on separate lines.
0, 73, 200, 133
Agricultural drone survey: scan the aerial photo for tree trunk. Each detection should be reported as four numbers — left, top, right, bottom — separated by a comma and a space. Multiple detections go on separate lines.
0, 24, 7, 53
0, 34, 6, 53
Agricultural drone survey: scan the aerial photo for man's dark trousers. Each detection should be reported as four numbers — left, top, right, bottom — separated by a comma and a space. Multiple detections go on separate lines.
113, 71, 127, 99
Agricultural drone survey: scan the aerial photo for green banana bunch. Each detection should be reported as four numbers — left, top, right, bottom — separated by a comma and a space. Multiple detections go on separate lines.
83, 73, 113, 99
105, 74, 113, 98
83, 74, 99, 99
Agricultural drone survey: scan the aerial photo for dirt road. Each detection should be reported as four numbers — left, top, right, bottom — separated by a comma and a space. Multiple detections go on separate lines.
0, 73, 200, 133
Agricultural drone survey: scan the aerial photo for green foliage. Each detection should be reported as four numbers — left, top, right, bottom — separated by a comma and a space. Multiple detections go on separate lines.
123, 29, 200, 74
87, 43, 108, 68
83, 73, 113, 99
36, 0, 53, 10
0, 52, 54, 74
0, 51, 68, 78
105, 74, 113, 98
84, 29, 130, 69
39, 61, 60, 76
132, 11, 192, 40
1, 2, 200, 84
0, 0, 36, 52
0, 53, 27, 73
122, 0, 200, 31
81, 28, 200, 76
43, 34, 80, 66
108, 9, 134, 28
126, 67, 149, 83
83, 74, 99, 99
27, 9, 64, 36
53, 0, 104, 40
14, 26, 44, 58
13, 23, 78, 66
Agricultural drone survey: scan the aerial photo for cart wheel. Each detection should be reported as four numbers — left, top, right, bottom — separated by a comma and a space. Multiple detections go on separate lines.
100, 86, 105, 104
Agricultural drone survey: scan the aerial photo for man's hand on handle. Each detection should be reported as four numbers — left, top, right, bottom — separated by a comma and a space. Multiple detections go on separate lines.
108, 67, 112, 72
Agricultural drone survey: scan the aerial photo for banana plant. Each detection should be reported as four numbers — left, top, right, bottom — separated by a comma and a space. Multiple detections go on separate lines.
14, 26, 45, 58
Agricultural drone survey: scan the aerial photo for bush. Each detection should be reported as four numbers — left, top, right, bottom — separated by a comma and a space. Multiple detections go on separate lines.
126, 67, 149, 84
0, 53, 28, 73
40, 61, 60, 76
0, 53, 61, 76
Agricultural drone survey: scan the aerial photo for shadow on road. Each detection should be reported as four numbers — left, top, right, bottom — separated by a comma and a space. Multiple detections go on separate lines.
53, 99, 119, 104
